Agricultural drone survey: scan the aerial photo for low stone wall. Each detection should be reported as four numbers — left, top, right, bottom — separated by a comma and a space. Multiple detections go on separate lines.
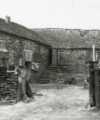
0, 73, 18, 103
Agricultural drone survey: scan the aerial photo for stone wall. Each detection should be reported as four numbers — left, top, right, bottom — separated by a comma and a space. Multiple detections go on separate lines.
0, 73, 18, 103
0, 31, 50, 102
50, 48, 92, 84
0, 31, 50, 69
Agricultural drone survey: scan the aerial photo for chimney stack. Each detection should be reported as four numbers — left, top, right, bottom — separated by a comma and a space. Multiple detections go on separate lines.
5, 16, 11, 23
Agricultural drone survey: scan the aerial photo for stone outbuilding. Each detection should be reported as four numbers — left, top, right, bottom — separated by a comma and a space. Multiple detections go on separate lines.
34, 28, 100, 84
0, 18, 51, 103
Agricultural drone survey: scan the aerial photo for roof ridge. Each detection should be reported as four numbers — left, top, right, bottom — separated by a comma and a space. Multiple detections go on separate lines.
0, 18, 51, 47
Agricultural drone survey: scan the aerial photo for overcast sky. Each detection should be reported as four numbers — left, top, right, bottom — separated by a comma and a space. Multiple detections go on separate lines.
0, 0, 100, 29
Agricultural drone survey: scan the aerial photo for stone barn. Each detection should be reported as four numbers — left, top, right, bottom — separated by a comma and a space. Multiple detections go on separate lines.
34, 28, 100, 84
0, 18, 51, 103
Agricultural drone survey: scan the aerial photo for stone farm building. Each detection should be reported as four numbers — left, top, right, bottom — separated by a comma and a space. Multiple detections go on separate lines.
34, 28, 100, 84
1, 17, 100, 103
0, 18, 51, 102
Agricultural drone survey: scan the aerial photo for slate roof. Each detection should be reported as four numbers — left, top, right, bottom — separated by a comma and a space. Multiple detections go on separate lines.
33, 28, 100, 49
0, 18, 51, 47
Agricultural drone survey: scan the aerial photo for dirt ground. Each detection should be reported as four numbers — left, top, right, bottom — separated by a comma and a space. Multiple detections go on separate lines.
0, 85, 100, 120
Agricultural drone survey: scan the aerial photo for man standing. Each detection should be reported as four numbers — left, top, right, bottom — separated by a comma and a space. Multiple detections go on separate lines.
24, 62, 33, 99
17, 62, 33, 102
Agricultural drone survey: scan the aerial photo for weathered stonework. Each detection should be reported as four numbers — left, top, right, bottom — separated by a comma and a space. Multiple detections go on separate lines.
0, 30, 50, 102
34, 28, 100, 84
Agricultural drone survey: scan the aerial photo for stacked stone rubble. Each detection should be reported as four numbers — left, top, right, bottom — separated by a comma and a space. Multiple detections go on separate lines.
0, 70, 18, 103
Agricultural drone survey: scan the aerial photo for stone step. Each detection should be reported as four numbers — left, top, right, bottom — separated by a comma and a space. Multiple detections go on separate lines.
47, 68, 73, 72
96, 51, 100, 54
39, 79, 50, 83
39, 65, 74, 83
